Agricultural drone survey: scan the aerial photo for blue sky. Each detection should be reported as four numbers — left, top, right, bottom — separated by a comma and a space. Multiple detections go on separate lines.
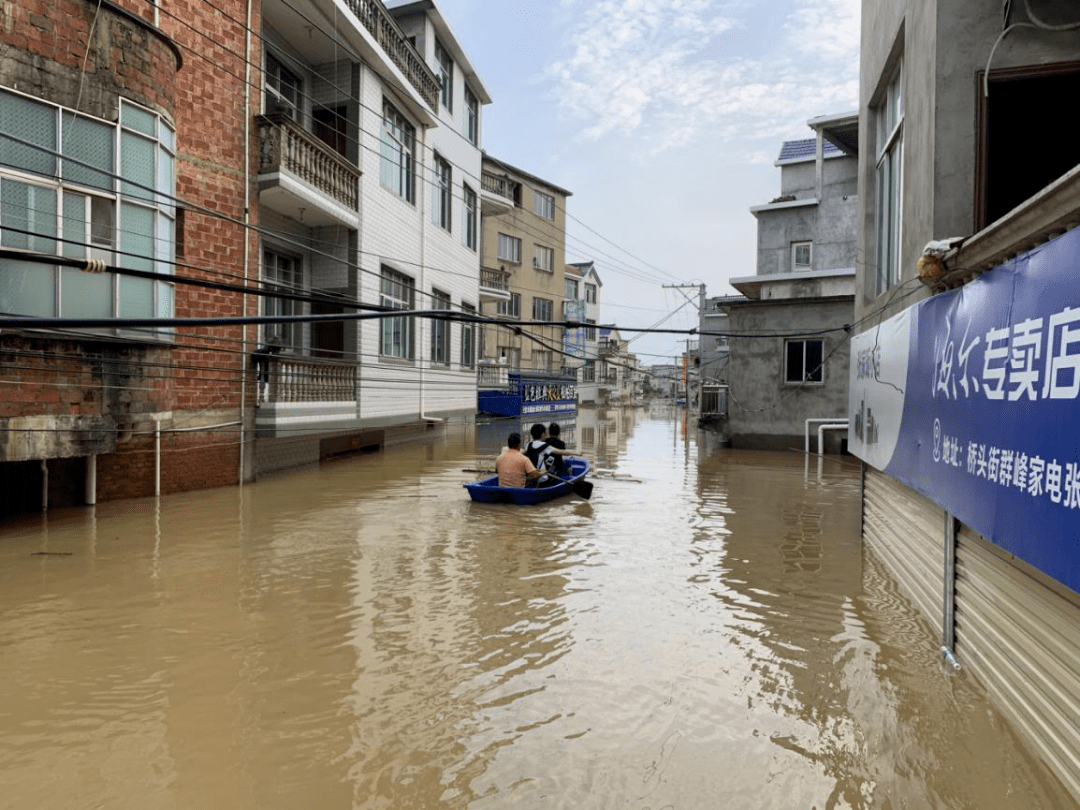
433, 0, 859, 364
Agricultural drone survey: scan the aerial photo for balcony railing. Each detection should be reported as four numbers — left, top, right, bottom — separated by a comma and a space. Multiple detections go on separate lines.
700, 384, 728, 418
257, 114, 360, 211
258, 355, 358, 404
480, 266, 510, 292
481, 171, 518, 205
598, 340, 617, 356
345, 0, 439, 109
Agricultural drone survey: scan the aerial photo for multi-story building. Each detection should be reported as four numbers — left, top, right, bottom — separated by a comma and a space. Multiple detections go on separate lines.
850, 0, 1080, 800
0, 0, 252, 514
718, 115, 858, 451
254, 0, 490, 469
564, 260, 601, 403
477, 155, 571, 376
0, 0, 492, 514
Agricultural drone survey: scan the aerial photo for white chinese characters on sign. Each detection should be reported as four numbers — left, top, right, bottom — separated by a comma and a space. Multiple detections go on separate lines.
933, 306, 1080, 402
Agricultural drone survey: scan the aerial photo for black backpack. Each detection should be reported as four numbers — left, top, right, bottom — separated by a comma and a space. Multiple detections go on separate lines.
524, 440, 552, 471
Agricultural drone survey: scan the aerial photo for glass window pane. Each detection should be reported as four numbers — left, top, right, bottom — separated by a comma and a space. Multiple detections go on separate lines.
118, 275, 154, 318
61, 265, 112, 318
158, 150, 174, 212
159, 122, 175, 153
786, 341, 803, 382
1, 180, 57, 252
156, 213, 174, 274
0, 259, 55, 316
0, 91, 56, 176
120, 202, 154, 271
121, 103, 156, 137
62, 192, 87, 259
63, 115, 114, 190
806, 341, 824, 382
121, 131, 156, 202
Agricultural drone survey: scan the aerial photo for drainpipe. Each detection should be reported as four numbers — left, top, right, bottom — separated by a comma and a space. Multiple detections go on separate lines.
155, 419, 162, 497
237, 0, 254, 484
418, 125, 444, 424
85, 454, 97, 505
816, 421, 849, 455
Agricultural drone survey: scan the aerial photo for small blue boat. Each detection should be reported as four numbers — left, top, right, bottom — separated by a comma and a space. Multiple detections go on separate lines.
464, 457, 592, 504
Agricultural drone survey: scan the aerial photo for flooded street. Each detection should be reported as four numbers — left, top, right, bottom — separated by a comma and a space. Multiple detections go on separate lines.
1, 407, 1076, 810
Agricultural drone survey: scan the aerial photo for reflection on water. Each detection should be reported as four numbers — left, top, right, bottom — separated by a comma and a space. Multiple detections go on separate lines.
0, 408, 1075, 809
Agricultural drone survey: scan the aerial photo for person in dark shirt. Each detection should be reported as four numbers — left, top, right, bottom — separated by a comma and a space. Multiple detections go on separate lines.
546, 422, 568, 477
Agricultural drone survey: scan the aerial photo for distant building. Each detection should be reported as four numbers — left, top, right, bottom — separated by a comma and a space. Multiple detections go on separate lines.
564, 261, 602, 403
717, 113, 858, 451
477, 155, 572, 377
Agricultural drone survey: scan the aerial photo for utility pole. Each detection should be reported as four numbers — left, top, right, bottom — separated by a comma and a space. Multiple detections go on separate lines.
663, 283, 705, 410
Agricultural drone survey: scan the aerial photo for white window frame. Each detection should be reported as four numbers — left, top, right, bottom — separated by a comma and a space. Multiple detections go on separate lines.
497, 232, 521, 263
875, 60, 903, 295
0, 91, 175, 331
585, 283, 597, 304
461, 302, 476, 368
785, 339, 824, 384
534, 190, 555, 220
465, 87, 478, 144
430, 288, 450, 365
262, 247, 305, 351
380, 99, 415, 203
380, 266, 415, 359
565, 278, 579, 299
533, 244, 554, 273
432, 153, 451, 231
792, 241, 812, 270
533, 297, 553, 322
497, 293, 520, 319
435, 40, 453, 112
463, 183, 477, 250
265, 52, 302, 120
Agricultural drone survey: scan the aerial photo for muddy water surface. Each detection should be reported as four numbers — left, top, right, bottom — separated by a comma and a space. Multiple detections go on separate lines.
1, 410, 1076, 809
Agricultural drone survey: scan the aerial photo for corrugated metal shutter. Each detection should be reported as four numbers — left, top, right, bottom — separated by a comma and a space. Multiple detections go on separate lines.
863, 467, 945, 631
955, 525, 1080, 800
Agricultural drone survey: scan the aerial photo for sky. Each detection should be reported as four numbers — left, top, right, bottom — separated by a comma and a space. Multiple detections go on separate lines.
431, 0, 860, 365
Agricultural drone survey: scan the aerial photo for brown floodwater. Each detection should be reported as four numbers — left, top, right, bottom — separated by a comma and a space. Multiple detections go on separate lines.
1, 407, 1076, 810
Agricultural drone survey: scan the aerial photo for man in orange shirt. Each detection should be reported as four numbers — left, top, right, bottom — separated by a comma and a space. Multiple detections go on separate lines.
495, 432, 544, 487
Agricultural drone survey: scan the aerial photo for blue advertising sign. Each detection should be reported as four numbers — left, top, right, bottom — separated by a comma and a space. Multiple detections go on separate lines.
849, 226, 1080, 595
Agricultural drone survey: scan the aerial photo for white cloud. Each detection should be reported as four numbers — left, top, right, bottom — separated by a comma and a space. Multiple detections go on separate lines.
548, 0, 859, 158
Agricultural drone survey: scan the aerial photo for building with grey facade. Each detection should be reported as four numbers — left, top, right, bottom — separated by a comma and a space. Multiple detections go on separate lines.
852, 0, 1080, 801
717, 114, 858, 451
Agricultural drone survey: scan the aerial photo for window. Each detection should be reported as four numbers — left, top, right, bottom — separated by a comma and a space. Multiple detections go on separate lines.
533, 350, 551, 371
785, 339, 824, 383
461, 302, 476, 368
0, 91, 175, 326
380, 266, 414, 359
380, 100, 415, 203
585, 283, 597, 304
465, 87, 478, 144
792, 241, 812, 270
565, 278, 579, 299
463, 183, 477, 250
262, 248, 303, 350
265, 53, 301, 119
431, 288, 450, 364
432, 154, 451, 231
533, 245, 554, 272
534, 190, 555, 220
435, 40, 453, 112
312, 105, 347, 156
497, 293, 520, 318
497, 232, 521, 263
585, 318, 597, 342
583, 360, 596, 382
533, 297, 553, 322
874, 61, 903, 295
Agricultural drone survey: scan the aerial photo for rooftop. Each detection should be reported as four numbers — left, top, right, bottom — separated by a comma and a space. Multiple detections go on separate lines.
777, 138, 843, 163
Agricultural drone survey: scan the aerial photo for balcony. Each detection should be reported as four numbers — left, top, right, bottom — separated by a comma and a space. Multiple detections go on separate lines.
257, 114, 361, 227
355, 0, 439, 110
598, 339, 617, 356
255, 355, 359, 437
480, 170, 518, 215
479, 266, 511, 303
